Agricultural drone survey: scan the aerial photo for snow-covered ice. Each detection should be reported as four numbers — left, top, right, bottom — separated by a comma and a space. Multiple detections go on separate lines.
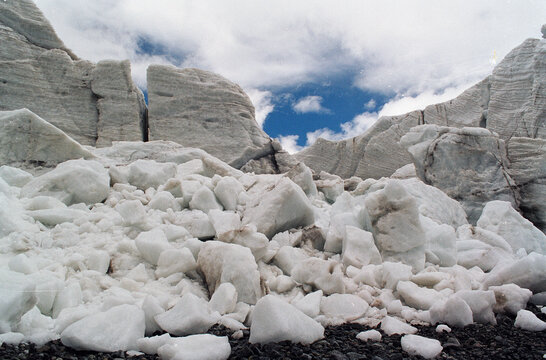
435, 324, 451, 333
292, 290, 323, 318
380, 316, 417, 335
154, 293, 218, 336
514, 310, 546, 331
60, 304, 145, 352
209, 282, 238, 315
1, 11, 546, 357
197, 241, 262, 304
0, 116, 544, 355
249, 295, 324, 344
320, 294, 369, 322
21, 159, 109, 206
401, 334, 443, 359
157, 334, 231, 360
356, 330, 382, 342
429, 296, 473, 328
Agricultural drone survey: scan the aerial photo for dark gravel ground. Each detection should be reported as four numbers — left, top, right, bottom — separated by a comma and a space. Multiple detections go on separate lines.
1, 305, 544, 360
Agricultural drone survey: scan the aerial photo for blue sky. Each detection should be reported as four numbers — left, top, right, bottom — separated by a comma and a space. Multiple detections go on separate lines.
262, 78, 389, 151
36, 0, 545, 153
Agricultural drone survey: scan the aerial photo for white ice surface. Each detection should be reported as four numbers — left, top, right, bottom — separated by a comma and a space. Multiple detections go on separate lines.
320, 294, 369, 322
356, 330, 382, 342
249, 295, 324, 344
157, 334, 231, 360
209, 282, 238, 315
21, 159, 109, 206
0, 124, 544, 355
477, 201, 546, 254
514, 310, 546, 331
429, 296, 473, 328
401, 334, 443, 359
154, 293, 218, 336
292, 290, 323, 318
380, 316, 417, 336
60, 304, 145, 352
489, 284, 533, 314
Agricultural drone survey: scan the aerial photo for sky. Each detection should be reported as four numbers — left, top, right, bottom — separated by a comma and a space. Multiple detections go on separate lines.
35, 0, 545, 153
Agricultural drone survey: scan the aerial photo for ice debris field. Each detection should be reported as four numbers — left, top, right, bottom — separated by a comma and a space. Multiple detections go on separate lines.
1, 135, 545, 360
0, 1, 545, 358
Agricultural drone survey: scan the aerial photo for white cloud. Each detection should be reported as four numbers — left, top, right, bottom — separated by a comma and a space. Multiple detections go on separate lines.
33, 0, 544, 150
277, 135, 303, 154
303, 83, 471, 146
364, 99, 376, 110
305, 111, 378, 145
293, 96, 329, 114
246, 89, 274, 128
378, 83, 472, 117
34, 0, 545, 95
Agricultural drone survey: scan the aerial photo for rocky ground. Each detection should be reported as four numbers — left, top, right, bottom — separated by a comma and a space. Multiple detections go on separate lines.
1, 305, 544, 360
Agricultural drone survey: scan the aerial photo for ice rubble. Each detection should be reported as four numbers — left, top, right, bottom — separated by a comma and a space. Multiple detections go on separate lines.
0, 130, 545, 358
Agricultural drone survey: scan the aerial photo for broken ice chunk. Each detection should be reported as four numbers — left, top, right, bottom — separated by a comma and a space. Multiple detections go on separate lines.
249, 295, 324, 344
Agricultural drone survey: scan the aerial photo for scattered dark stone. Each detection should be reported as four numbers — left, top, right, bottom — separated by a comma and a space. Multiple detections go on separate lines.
1, 305, 545, 359
443, 336, 461, 349
346, 351, 365, 360
329, 350, 348, 360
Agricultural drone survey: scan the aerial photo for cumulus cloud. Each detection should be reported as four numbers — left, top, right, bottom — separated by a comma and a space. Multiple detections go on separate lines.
246, 89, 275, 128
305, 111, 378, 145
293, 96, 330, 114
364, 99, 376, 110
378, 83, 473, 117
34, 0, 544, 95
302, 83, 472, 146
277, 135, 303, 154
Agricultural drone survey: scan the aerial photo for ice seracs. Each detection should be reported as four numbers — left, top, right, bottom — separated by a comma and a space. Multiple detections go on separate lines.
506, 137, 546, 232
365, 180, 426, 271
401, 125, 519, 223
147, 65, 287, 172
0, 1, 145, 147
296, 34, 546, 190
